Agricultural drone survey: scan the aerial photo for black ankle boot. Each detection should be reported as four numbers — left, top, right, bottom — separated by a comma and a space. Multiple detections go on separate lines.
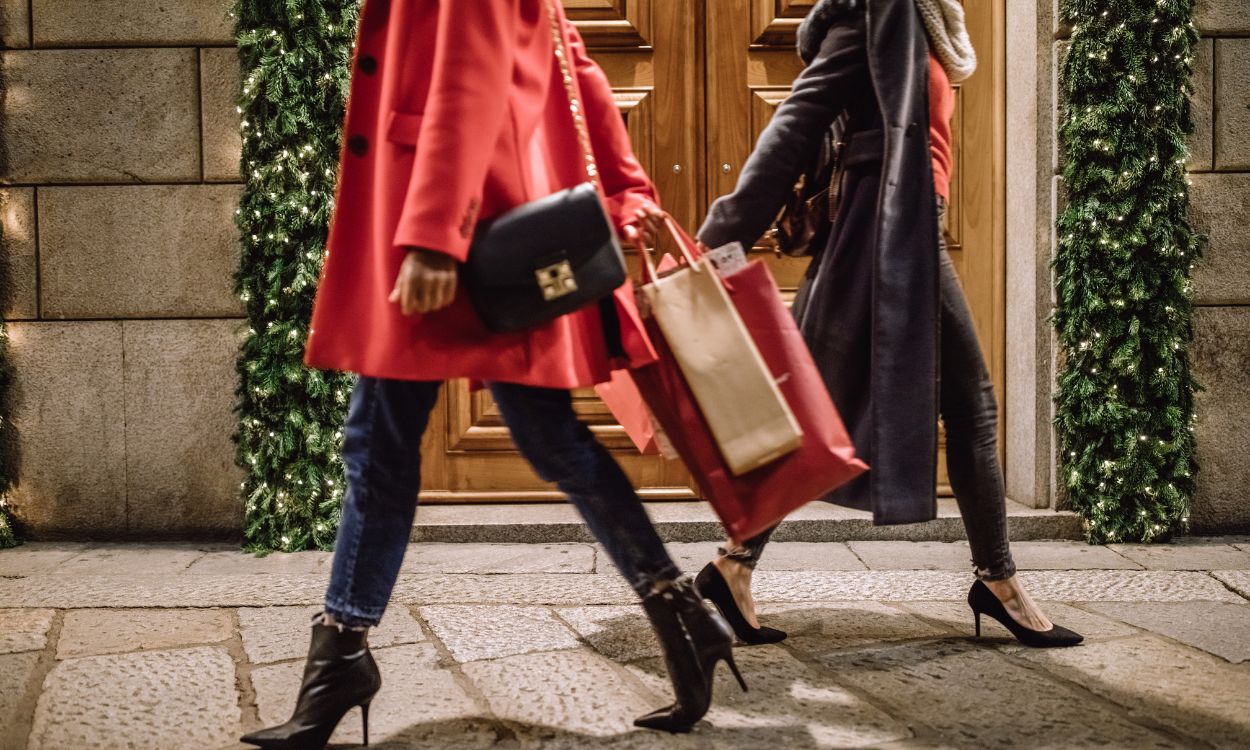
634, 576, 748, 733
241, 615, 382, 749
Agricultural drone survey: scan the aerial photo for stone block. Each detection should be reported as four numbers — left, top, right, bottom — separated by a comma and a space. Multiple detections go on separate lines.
758, 602, 950, 657
54, 544, 208, 576
1214, 39, 1250, 169
238, 605, 425, 665
188, 549, 329, 575
0, 0, 29, 48
1189, 174, 1250, 305
122, 320, 244, 536
659, 541, 866, 572
57, 608, 231, 659
200, 47, 243, 182
27, 647, 240, 749
1213, 570, 1250, 598
1010, 540, 1143, 569
554, 605, 658, 662
822, 641, 1179, 748
1110, 541, 1250, 570
38, 185, 242, 319
847, 541, 975, 572
250, 643, 496, 748
0, 542, 86, 576
401, 543, 596, 574
1, 188, 37, 320
898, 600, 1139, 641
628, 646, 911, 749
0, 49, 200, 184
6, 322, 127, 537
463, 649, 657, 738
0, 609, 54, 654
1196, 0, 1250, 34
419, 604, 581, 663
0, 652, 39, 748
1017, 635, 1250, 747
1083, 601, 1250, 662
31, 0, 233, 46
1191, 308, 1250, 532
1190, 38, 1215, 171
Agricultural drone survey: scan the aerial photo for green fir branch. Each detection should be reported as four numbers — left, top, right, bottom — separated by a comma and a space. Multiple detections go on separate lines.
1055, 0, 1203, 543
232, 0, 360, 552
0, 322, 16, 549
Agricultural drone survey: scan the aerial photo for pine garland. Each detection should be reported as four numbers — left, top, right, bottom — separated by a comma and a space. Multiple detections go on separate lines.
232, 0, 360, 552
0, 316, 16, 549
1055, 0, 1202, 543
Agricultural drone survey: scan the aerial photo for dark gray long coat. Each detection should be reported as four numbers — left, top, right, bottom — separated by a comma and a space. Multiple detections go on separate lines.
698, 0, 940, 525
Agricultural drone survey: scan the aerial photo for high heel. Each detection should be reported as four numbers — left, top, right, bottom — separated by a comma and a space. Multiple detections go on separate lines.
241, 614, 382, 749
634, 575, 748, 733
695, 563, 787, 645
967, 579, 1083, 648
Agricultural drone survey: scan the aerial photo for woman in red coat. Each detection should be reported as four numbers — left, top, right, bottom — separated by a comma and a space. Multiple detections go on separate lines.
243, 2, 740, 747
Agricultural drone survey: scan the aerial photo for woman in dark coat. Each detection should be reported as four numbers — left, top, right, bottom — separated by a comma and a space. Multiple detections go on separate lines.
695, 0, 1082, 648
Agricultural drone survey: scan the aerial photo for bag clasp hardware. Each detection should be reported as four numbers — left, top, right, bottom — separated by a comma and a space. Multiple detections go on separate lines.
536, 260, 578, 301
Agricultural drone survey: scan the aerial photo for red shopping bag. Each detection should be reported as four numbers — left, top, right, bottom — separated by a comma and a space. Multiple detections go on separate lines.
595, 370, 661, 456
623, 221, 867, 543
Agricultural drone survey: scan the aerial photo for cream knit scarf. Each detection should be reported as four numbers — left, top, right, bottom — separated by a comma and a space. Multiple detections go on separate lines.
915, 0, 977, 82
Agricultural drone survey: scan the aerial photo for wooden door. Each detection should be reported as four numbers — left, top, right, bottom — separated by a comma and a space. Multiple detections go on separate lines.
421, 0, 1005, 503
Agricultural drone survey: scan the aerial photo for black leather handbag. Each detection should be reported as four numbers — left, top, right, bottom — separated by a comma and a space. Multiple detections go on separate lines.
463, 0, 627, 335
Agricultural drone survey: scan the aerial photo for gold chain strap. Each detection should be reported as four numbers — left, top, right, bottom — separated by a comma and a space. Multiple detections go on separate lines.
542, 0, 599, 187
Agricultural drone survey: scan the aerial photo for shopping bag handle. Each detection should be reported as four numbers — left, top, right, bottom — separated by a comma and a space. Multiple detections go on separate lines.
641, 213, 703, 284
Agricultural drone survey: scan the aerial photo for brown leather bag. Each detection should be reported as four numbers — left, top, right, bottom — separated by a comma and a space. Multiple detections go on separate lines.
767, 115, 847, 258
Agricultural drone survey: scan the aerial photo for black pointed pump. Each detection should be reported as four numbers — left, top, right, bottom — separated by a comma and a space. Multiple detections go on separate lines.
967, 579, 1084, 648
695, 563, 787, 645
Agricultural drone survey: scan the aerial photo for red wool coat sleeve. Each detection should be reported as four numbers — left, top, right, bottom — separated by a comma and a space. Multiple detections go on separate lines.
392, 0, 520, 260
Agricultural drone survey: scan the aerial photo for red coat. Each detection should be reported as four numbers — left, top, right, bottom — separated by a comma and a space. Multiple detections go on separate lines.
305, 0, 659, 387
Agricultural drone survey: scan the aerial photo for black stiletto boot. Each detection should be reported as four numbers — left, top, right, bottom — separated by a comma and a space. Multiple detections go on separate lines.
967, 579, 1084, 648
696, 563, 787, 645
634, 576, 748, 733
241, 615, 382, 749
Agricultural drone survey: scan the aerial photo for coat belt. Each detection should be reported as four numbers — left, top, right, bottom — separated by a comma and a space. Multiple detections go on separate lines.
840, 128, 885, 167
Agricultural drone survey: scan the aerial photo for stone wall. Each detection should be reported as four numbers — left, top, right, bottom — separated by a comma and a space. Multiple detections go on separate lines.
0, 1, 244, 538
1040, 0, 1250, 532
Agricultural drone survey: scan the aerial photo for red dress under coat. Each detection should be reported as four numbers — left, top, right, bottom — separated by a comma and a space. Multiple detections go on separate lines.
305, 0, 659, 387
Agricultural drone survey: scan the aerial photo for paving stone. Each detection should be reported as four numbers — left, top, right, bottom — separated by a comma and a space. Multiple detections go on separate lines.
627, 646, 911, 749
200, 47, 243, 182
1, 187, 37, 320
0, 652, 39, 746
0, 0, 30, 48
1192, 308, 1250, 532
1190, 175, 1250, 306
1197, 0, 1250, 33
846, 541, 975, 572
660, 542, 866, 572
0, 609, 54, 654
756, 602, 950, 657
39, 185, 242, 319
187, 549, 329, 575
513, 730, 712, 750
238, 605, 425, 665
1214, 43, 1250, 168
1082, 602, 1250, 662
53, 544, 208, 577
122, 320, 244, 535
897, 600, 1139, 641
1010, 540, 1142, 570
57, 608, 232, 659
0, 49, 201, 183
6, 322, 127, 536
0, 543, 88, 576
554, 605, 659, 662
1109, 542, 1250, 571
463, 648, 657, 738
30, 0, 233, 45
420, 605, 581, 663
402, 543, 596, 574
822, 641, 1182, 748
251, 642, 496, 747
1017, 635, 1250, 747
27, 646, 240, 750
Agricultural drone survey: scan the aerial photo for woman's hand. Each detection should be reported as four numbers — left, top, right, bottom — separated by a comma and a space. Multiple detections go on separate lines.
389, 248, 458, 316
621, 205, 666, 250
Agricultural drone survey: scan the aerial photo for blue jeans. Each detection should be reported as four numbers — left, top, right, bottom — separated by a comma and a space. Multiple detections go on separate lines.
324, 377, 680, 627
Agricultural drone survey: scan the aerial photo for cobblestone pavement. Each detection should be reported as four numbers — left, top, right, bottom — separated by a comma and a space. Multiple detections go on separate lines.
2, 539, 1249, 749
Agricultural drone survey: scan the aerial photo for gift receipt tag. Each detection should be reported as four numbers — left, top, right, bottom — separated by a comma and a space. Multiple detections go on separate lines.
705, 241, 748, 278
